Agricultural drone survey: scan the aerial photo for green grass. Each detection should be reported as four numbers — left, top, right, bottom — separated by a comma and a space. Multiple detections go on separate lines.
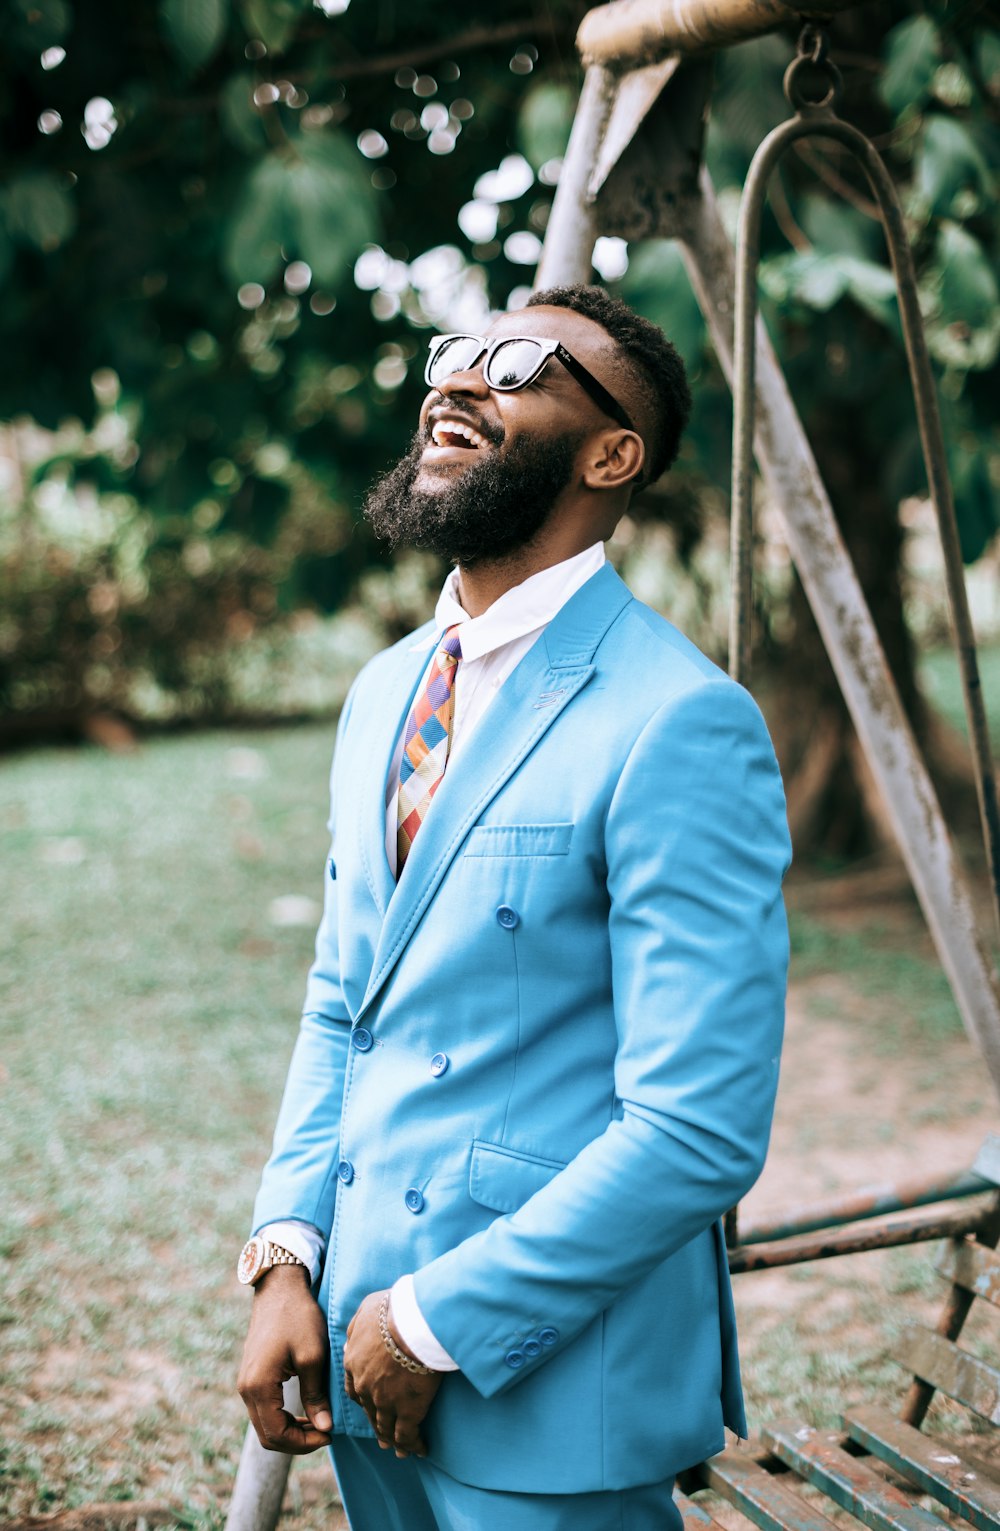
919, 642, 1000, 746
788, 910, 963, 1041
0, 724, 342, 1527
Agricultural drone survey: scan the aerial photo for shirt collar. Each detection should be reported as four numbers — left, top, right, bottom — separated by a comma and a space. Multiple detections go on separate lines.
410, 542, 607, 661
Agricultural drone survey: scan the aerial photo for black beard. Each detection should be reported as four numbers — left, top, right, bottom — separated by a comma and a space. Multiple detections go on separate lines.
362, 427, 583, 566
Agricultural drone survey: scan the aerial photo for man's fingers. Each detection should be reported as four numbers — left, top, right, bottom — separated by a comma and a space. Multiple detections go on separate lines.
243, 1389, 331, 1455
298, 1354, 333, 1433
374, 1405, 397, 1452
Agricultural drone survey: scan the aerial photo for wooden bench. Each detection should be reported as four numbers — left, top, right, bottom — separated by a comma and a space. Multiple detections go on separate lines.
679, 1137, 1000, 1531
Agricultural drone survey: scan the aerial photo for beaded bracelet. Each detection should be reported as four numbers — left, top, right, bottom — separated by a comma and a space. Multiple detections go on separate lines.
377, 1292, 438, 1376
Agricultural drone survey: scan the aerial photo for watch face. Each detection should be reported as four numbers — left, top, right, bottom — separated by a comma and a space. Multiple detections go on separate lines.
237, 1237, 266, 1285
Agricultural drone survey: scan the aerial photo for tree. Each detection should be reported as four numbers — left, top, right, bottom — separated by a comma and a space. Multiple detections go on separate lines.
1, 0, 997, 858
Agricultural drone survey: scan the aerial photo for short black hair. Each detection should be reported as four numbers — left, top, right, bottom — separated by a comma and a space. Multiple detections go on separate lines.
526, 283, 691, 484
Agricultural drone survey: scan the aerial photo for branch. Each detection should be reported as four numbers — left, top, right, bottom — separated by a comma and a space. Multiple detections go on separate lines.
793, 139, 881, 220
321, 18, 572, 80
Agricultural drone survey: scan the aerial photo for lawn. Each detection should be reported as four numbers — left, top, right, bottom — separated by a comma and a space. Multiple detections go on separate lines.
1, 653, 997, 1527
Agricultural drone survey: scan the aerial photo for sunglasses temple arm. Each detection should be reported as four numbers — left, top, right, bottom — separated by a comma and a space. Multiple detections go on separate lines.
555, 346, 635, 433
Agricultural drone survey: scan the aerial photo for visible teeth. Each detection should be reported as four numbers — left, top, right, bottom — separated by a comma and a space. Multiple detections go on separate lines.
431, 420, 487, 449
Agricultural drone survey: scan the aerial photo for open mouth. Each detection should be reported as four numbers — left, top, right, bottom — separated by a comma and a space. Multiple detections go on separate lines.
428, 419, 490, 451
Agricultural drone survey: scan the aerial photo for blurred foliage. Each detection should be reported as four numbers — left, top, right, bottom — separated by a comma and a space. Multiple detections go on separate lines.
1, 0, 998, 733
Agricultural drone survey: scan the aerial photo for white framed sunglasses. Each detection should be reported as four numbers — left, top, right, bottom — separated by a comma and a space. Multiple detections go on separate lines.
424, 332, 636, 433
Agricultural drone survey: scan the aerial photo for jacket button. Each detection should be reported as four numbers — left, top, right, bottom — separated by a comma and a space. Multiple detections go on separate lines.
538, 1326, 559, 1346
404, 1188, 424, 1213
430, 1052, 449, 1077
504, 1348, 525, 1369
337, 1160, 354, 1185
496, 905, 520, 929
522, 1338, 541, 1358
353, 1027, 374, 1052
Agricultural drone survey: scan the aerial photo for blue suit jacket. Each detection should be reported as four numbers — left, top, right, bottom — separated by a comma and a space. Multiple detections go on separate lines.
253, 563, 791, 1493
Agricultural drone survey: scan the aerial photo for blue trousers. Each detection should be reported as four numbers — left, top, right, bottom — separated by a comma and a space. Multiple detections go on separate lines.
329, 1437, 683, 1530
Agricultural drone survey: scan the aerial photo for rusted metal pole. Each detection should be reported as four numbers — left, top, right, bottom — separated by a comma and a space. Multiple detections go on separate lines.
577, 0, 866, 67
728, 1196, 998, 1273
738, 1168, 989, 1247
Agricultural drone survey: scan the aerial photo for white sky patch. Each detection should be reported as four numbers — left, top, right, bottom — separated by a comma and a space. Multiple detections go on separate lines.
473, 153, 534, 204
592, 237, 629, 281
457, 200, 498, 243
82, 97, 117, 151
504, 231, 542, 266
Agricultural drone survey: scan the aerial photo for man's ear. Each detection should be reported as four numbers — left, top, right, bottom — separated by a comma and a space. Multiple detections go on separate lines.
581, 429, 645, 491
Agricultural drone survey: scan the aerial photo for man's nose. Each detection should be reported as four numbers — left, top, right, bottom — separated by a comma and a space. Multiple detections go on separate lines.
435, 361, 491, 399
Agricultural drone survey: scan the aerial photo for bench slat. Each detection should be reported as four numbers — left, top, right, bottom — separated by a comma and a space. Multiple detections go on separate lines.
845, 1404, 1000, 1531
764, 1420, 949, 1531
896, 1326, 1000, 1425
675, 1492, 731, 1531
936, 1241, 1000, 1309
700, 1449, 844, 1531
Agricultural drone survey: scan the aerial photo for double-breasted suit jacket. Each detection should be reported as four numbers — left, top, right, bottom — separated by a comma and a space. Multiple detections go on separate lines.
253, 561, 791, 1494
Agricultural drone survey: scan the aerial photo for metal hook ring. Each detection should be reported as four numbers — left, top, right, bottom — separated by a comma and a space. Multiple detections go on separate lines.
784, 49, 843, 112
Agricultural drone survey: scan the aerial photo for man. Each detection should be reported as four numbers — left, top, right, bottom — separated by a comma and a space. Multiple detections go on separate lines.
237, 284, 791, 1530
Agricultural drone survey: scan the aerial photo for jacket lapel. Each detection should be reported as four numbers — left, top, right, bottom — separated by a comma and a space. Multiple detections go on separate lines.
356, 563, 633, 1019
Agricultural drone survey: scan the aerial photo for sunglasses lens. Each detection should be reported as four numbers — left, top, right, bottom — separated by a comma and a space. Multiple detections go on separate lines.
484, 338, 545, 390
427, 336, 484, 385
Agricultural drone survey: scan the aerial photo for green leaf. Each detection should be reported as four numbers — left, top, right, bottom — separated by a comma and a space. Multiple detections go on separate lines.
759, 251, 847, 311
618, 241, 705, 369
220, 71, 269, 153
286, 134, 380, 288
974, 31, 1000, 94
516, 83, 576, 171
223, 154, 289, 286
759, 250, 900, 331
238, 0, 307, 54
3, 173, 75, 252
160, 0, 227, 71
917, 116, 994, 220
799, 193, 878, 262
923, 222, 1000, 371
880, 16, 941, 118
223, 134, 379, 290
949, 442, 999, 563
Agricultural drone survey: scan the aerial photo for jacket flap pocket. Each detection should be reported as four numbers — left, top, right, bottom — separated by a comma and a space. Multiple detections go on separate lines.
465, 823, 573, 858
469, 1140, 566, 1214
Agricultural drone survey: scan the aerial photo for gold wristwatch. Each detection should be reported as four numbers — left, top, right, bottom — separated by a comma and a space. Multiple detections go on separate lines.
237, 1236, 306, 1287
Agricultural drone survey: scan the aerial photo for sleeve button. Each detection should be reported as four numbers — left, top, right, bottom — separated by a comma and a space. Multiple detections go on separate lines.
538, 1327, 559, 1346
504, 1348, 525, 1368
522, 1338, 541, 1357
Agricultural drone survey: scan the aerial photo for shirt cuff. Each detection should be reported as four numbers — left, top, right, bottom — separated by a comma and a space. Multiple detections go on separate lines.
390, 1274, 460, 1372
257, 1220, 325, 1285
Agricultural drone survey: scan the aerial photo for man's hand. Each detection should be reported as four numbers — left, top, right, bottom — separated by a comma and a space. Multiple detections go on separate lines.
237, 1265, 333, 1454
343, 1291, 442, 1459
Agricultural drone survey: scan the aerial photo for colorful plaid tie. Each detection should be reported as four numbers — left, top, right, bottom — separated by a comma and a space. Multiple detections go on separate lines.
396, 625, 463, 873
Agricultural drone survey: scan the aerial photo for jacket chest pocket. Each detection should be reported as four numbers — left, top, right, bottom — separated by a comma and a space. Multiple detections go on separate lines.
464, 823, 574, 858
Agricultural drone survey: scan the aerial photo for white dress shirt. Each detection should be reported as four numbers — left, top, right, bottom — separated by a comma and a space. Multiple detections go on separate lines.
260, 541, 606, 1370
